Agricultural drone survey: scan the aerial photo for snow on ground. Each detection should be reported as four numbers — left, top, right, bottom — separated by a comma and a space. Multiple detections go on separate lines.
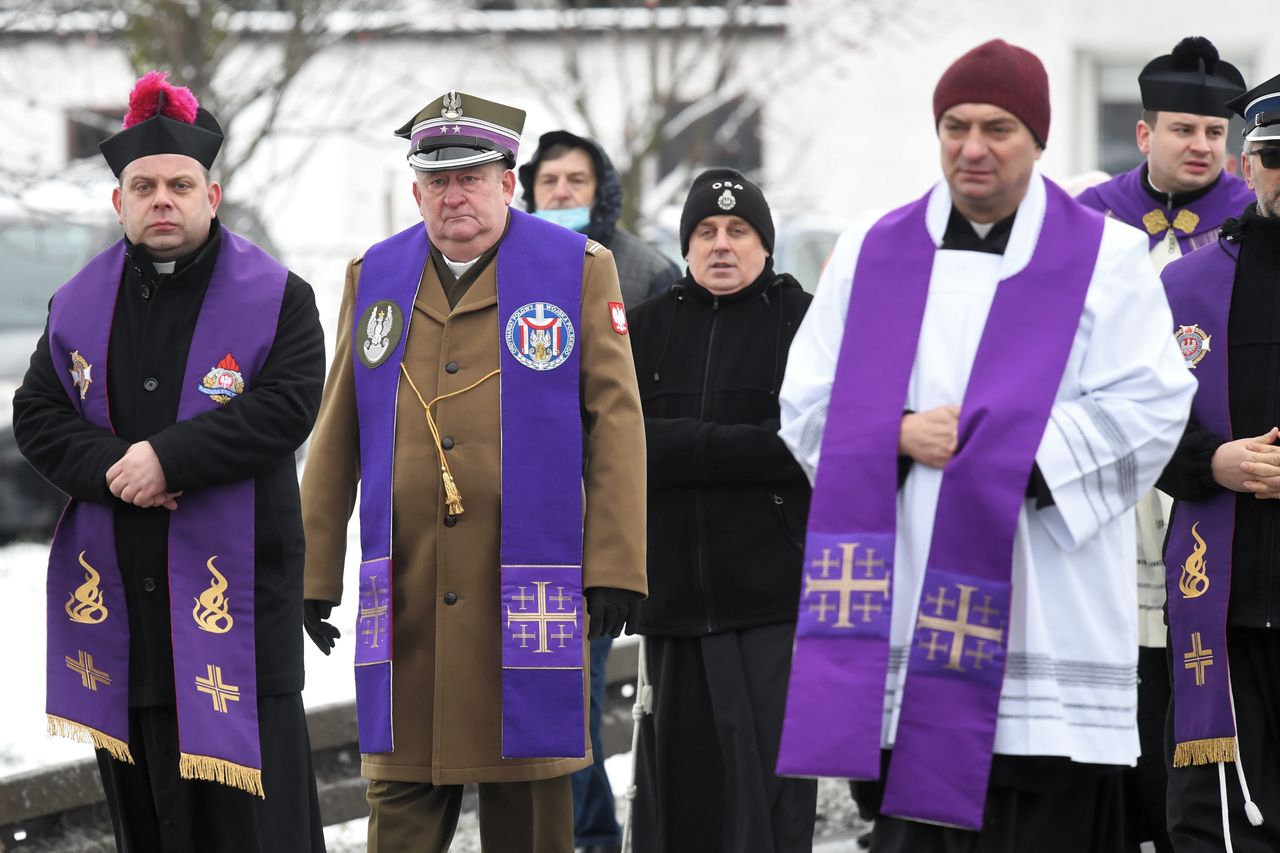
0, 511, 365, 778
0, 541, 88, 774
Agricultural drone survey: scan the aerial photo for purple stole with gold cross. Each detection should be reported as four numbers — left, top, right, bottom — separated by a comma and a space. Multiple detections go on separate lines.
46, 228, 286, 797
777, 180, 1103, 829
1161, 240, 1240, 768
353, 209, 587, 757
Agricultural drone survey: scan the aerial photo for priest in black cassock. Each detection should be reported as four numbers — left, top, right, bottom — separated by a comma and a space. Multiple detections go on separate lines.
1076, 36, 1250, 853
1157, 71, 1280, 853
12, 72, 325, 851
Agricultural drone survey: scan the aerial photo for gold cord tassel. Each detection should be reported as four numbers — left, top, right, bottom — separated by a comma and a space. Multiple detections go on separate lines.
1173, 736, 1237, 768
400, 364, 499, 519
47, 713, 134, 764
441, 467, 464, 516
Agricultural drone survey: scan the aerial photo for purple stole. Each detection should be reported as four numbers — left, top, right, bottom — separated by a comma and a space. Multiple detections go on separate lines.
45, 228, 286, 797
777, 180, 1103, 829
353, 209, 587, 758
1161, 240, 1240, 767
1078, 165, 1252, 255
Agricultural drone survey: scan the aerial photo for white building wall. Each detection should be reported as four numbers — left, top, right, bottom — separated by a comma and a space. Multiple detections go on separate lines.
1, 1, 1277, 322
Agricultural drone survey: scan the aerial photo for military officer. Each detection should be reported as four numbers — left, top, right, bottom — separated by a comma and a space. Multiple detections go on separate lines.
299, 91, 648, 853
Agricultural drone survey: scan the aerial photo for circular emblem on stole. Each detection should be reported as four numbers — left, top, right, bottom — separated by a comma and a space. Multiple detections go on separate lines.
1176, 324, 1211, 369
505, 302, 575, 371
357, 300, 404, 369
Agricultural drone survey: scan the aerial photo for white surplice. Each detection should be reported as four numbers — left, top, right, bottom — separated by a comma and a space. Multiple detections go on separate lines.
779, 172, 1196, 766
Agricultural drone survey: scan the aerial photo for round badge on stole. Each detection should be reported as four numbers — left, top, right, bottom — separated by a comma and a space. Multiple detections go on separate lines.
356, 300, 405, 369
1176, 324, 1211, 369
505, 302, 576, 371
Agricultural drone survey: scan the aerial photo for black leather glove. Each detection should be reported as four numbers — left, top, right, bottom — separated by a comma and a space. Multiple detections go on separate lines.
584, 587, 643, 639
303, 599, 341, 655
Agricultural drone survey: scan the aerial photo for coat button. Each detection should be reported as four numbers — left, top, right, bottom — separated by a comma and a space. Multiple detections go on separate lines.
140, 285, 151, 299
445, 361, 459, 374
443, 592, 458, 605
142, 577, 157, 592
143, 377, 159, 392
444, 514, 457, 527
441, 436, 455, 451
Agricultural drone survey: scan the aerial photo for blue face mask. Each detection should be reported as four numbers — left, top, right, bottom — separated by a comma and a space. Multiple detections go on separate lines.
534, 206, 591, 233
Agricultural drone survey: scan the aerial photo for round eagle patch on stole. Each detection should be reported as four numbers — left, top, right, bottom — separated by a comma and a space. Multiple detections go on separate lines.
357, 300, 404, 369
505, 302, 576, 371
1176, 324, 1211, 369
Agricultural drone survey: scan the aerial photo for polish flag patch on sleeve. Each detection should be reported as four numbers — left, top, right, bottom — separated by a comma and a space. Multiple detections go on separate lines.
608, 301, 629, 335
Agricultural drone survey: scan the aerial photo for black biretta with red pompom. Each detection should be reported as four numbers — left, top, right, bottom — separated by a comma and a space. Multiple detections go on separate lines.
99, 71, 223, 177
1139, 37, 1246, 118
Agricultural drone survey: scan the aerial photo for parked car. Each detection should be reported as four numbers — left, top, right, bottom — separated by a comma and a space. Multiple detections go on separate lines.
0, 163, 278, 543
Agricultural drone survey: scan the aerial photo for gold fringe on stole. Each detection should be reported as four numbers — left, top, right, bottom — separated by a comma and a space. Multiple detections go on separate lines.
179, 753, 265, 798
1173, 736, 1237, 768
47, 713, 134, 764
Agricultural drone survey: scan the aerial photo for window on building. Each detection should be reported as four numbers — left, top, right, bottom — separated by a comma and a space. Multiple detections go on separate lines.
66, 107, 123, 163
1090, 56, 1252, 177
658, 96, 762, 181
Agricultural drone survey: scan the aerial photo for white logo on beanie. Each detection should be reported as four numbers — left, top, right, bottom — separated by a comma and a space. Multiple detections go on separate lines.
717, 189, 736, 210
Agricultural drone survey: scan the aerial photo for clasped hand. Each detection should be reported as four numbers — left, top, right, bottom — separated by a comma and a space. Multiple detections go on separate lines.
1212, 427, 1280, 499
106, 441, 182, 510
899, 405, 960, 469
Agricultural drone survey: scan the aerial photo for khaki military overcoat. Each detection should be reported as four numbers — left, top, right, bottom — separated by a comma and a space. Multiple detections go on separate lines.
301, 223, 647, 784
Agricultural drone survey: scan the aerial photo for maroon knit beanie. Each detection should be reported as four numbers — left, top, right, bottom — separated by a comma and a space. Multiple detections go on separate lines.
933, 39, 1050, 147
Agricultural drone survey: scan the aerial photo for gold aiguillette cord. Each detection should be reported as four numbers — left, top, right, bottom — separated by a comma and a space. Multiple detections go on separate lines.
399, 364, 499, 517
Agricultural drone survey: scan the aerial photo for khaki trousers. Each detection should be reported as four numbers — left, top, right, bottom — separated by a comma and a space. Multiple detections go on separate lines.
367, 775, 574, 853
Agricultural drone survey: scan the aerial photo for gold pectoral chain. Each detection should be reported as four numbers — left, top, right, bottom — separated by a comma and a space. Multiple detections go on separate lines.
399, 364, 500, 517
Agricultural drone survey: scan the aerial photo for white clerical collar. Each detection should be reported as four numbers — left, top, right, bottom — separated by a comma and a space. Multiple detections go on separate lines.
443, 255, 482, 279
967, 219, 995, 239
152, 260, 176, 274
928, 170, 1044, 280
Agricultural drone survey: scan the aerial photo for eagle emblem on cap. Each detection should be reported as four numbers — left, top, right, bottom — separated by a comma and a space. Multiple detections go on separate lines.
442, 91, 464, 121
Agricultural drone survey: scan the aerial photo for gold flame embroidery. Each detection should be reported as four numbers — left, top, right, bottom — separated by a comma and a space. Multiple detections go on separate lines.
192, 557, 235, 634
65, 551, 108, 624
1179, 523, 1210, 599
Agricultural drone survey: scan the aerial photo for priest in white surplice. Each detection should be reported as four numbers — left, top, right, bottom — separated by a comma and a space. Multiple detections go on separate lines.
776, 40, 1196, 852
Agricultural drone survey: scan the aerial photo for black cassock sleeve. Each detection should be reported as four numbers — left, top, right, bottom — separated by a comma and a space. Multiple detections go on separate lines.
1156, 418, 1224, 502
12, 321, 130, 503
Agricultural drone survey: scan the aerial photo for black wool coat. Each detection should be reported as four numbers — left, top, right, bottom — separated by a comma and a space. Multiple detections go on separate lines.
13, 224, 325, 705
629, 262, 812, 636
1159, 207, 1280, 628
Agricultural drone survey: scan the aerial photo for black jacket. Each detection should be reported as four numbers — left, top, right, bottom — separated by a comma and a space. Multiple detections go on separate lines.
13, 224, 326, 704
629, 262, 812, 635
518, 131, 679, 307
1159, 207, 1280, 629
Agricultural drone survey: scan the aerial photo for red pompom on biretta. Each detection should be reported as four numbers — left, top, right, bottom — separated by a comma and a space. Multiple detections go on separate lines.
100, 69, 222, 176
122, 70, 199, 129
